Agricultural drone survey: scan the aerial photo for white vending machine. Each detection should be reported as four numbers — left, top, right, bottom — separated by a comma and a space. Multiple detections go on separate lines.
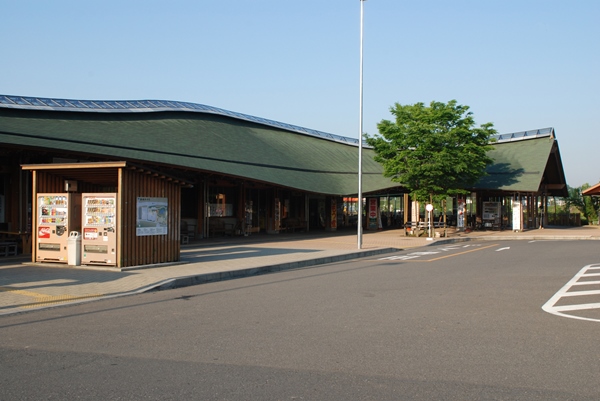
81, 193, 118, 266
36, 193, 81, 263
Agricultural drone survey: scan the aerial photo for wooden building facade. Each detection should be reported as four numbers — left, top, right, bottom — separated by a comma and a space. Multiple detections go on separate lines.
22, 161, 188, 268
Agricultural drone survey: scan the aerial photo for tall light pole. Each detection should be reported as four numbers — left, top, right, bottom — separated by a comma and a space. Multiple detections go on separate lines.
357, 0, 365, 249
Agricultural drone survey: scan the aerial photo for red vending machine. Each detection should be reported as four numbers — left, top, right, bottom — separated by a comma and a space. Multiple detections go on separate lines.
36, 193, 81, 263
81, 193, 118, 266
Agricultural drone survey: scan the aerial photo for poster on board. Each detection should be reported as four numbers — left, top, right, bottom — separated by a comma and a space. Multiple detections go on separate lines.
136, 197, 168, 236
368, 198, 378, 230
512, 201, 522, 232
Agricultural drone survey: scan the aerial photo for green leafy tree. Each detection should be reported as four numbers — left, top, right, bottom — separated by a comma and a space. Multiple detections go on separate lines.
565, 186, 583, 212
566, 184, 599, 224
580, 183, 600, 224
366, 100, 496, 203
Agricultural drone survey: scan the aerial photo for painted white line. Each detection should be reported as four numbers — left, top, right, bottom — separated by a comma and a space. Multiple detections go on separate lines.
378, 255, 419, 261
378, 243, 492, 263
560, 289, 600, 297
552, 302, 600, 312
572, 281, 600, 286
542, 263, 600, 322
496, 247, 510, 252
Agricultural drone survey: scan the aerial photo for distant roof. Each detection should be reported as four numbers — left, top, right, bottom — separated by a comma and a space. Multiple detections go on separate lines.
582, 182, 600, 196
490, 127, 554, 143
0, 94, 359, 146
476, 131, 567, 196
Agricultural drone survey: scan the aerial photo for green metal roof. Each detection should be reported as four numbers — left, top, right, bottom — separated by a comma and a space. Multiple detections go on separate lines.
0, 108, 394, 195
0, 96, 568, 197
476, 132, 567, 196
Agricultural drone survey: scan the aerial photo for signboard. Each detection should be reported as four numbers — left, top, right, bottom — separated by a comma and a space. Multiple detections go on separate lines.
84, 227, 99, 240
482, 202, 500, 221
512, 201, 522, 232
457, 198, 465, 228
136, 197, 168, 236
38, 226, 51, 239
330, 198, 337, 229
368, 198, 378, 230
274, 198, 281, 231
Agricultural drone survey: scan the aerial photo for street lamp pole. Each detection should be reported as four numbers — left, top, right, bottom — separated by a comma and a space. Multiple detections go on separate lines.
357, 0, 365, 249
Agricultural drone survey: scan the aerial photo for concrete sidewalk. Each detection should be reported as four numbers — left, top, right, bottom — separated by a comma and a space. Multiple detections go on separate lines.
1, 226, 599, 316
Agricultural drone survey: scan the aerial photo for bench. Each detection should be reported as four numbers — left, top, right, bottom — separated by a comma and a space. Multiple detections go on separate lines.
404, 221, 446, 236
209, 218, 235, 237
245, 225, 260, 235
281, 217, 307, 233
0, 241, 18, 256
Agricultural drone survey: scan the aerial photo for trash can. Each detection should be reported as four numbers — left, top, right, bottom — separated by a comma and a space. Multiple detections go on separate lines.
67, 231, 81, 266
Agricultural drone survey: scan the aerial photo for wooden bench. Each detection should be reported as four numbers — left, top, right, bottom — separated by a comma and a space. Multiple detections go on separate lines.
0, 241, 18, 256
404, 221, 446, 236
209, 218, 235, 237
281, 217, 307, 233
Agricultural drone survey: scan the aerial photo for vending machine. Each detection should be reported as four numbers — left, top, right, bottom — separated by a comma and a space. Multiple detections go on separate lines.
36, 193, 81, 263
81, 193, 117, 266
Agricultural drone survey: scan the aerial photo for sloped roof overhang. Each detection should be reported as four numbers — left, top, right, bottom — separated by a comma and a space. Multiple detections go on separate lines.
0, 103, 396, 196
582, 182, 600, 196
21, 161, 194, 188
473, 128, 568, 197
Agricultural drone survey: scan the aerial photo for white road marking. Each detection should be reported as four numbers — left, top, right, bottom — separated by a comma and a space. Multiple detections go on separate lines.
573, 280, 600, 286
542, 263, 600, 322
496, 247, 510, 252
379, 255, 420, 261
378, 243, 487, 262
560, 289, 600, 297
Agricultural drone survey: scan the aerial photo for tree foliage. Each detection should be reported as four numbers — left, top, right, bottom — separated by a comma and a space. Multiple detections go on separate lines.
569, 184, 600, 223
365, 100, 496, 202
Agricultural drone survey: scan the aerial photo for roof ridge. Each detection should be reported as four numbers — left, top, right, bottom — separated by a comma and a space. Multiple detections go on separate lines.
0, 94, 360, 146
491, 127, 554, 143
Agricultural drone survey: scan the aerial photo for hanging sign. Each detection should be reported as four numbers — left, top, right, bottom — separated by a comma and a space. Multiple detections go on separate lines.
368, 198, 378, 230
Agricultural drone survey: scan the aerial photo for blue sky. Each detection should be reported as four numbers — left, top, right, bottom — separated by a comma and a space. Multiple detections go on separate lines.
1, 0, 598, 188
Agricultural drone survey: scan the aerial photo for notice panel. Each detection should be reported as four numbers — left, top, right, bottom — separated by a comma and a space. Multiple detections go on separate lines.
136, 197, 168, 236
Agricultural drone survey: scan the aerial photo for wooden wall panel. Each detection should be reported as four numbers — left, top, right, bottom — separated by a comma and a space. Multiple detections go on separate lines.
119, 168, 181, 268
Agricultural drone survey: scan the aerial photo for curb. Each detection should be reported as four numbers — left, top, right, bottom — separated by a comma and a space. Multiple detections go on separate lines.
153, 247, 400, 291
460, 235, 600, 241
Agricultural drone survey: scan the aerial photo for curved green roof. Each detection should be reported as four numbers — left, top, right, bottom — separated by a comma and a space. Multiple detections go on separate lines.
0, 95, 568, 197
0, 107, 394, 195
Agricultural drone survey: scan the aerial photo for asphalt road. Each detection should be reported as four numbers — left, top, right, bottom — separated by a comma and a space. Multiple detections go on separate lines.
1, 239, 599, 400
